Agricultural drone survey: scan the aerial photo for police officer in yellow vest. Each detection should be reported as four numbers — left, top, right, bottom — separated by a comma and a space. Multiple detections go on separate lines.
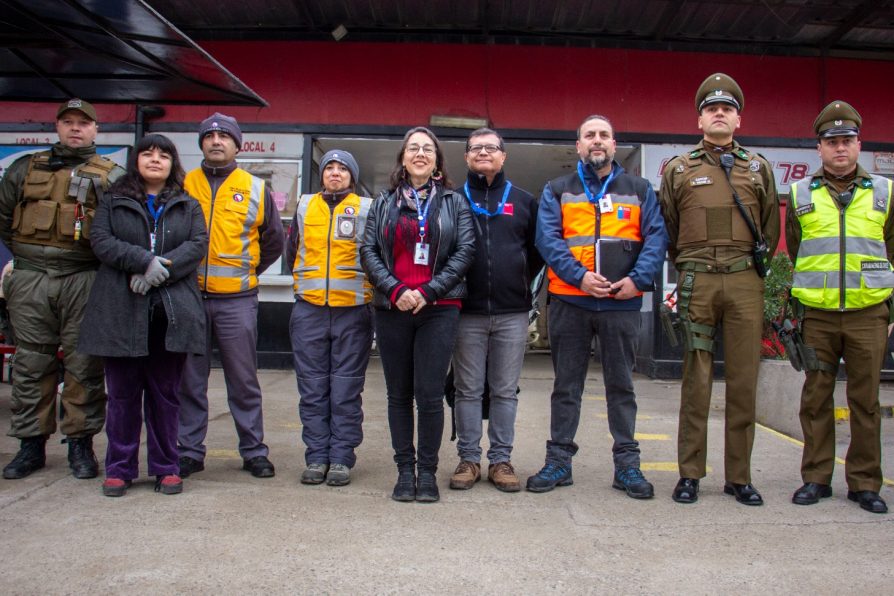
659, 74, 780, 506
286, 150, 373, 487
0, 99, 124, 480
787, 101, 893, 514
177, 113, 284, 479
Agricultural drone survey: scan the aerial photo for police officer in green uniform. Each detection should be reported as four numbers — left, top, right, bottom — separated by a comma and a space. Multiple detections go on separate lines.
659, 74, 780, 505
0, 99, 124, 480
787, 101, 892, 514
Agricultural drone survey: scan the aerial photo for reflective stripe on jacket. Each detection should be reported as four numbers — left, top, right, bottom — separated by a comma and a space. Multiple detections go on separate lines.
291, 192, 373, 306
546, 169, 644, 297
790, 175, 894, 310
185, 167, 265, 293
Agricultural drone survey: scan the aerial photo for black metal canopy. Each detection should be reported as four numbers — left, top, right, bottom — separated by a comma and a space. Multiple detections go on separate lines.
0, 0, 267, 105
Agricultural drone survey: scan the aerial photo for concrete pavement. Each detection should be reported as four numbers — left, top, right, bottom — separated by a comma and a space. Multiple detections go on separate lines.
0, 353, 892, 594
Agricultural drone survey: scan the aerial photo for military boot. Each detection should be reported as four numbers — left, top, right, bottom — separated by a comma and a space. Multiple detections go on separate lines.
67, 436, 98, 479
2, 436, 47, 479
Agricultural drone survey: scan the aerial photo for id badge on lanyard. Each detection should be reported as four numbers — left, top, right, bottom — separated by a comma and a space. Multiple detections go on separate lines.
412, 187, 433, 266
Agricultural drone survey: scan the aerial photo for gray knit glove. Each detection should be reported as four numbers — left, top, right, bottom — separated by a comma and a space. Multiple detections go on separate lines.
129, 274, 151, 295
144, 256, 171, 287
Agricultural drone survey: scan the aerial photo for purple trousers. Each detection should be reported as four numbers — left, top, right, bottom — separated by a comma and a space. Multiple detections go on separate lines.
104, 317, 185, 480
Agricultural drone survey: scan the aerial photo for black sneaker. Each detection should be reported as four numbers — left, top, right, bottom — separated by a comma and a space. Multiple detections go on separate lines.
391, 470, 415, 502
525, 463, 573, 493
612, 466, 655, 499
3, 436, 47, 479
66, 436, 98, 479
178, 456, 204, 478
243, 455, 275, 478
416, 470, 440, 503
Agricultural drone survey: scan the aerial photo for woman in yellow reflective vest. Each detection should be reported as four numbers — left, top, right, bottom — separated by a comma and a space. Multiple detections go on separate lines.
287, 150, 373, 487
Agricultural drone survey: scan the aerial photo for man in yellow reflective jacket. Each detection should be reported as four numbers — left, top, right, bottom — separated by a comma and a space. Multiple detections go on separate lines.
177, 113, 284, 479
787, 101, 894, 514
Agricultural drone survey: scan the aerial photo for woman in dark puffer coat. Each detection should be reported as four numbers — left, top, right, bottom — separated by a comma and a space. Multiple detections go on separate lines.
79, 134, 207, 497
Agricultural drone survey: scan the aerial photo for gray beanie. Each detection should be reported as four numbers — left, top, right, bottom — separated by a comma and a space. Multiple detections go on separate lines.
198, 112, 243, 148
320, 149, 359, 186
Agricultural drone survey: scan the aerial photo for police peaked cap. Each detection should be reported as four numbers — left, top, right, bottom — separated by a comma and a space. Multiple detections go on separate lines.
695, 73, 744, 112
814, 101, 861, 138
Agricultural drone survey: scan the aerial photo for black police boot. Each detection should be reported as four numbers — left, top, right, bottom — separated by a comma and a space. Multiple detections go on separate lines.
3, 436, 47, 479
66, 436, 99, 479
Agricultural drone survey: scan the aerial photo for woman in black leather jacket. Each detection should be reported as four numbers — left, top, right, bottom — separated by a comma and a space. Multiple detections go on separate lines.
360, 126, 475, 503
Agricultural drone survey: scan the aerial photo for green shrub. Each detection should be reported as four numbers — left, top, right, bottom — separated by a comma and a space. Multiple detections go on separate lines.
762, 252, 794, 359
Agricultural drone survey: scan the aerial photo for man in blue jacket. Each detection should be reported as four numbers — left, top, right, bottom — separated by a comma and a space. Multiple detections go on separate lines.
449, 128, 542, 493
527, 115, 667, 498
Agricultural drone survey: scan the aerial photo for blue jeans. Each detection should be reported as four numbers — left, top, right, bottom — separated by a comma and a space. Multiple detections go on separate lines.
452, 312, 528, 464
375, 306, 459, 472
545, 298, 642, 468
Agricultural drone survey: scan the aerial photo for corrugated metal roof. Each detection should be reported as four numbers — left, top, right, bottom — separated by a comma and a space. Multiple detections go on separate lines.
148, 0, 894, 59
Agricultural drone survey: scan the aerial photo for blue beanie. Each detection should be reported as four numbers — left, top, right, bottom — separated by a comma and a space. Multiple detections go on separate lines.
320, 149, 360, 186
198, 112, 243, 149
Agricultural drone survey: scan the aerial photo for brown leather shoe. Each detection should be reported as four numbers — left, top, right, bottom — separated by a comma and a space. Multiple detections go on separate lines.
488, 461, 521, 493
449, 461, 481, 490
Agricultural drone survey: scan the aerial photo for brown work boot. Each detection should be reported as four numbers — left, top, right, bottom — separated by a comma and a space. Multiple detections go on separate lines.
488, 461, 521, 493
449, 460, 481, 490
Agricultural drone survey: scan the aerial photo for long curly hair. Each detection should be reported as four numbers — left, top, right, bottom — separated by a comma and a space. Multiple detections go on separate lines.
388, 126, 452, 191
110, 133, 185, 200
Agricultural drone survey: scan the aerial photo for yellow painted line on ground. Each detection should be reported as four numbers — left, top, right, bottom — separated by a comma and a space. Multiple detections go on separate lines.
595, 413, 653, 420
206, 449, 240, 459
279, 422, 303, 430
583, 395, 606, 401
635, 433, 671, 440
756, 422, 894, 487
834, 407, 850, 421
640, 462, 712, 474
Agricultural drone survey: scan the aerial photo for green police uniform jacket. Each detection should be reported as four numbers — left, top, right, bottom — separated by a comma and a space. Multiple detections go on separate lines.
659, 140, 780, 267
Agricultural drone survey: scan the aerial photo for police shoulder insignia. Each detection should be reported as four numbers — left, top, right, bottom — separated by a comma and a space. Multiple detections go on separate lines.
749, 160, 761, 172
861, 179, 873, 188
809, 179, 822, 190
675, 164, 685, 173
736, 149, 749, 159
689, 151, 699, 158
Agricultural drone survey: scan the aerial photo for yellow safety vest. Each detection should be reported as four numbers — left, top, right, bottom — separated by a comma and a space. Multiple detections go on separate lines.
185, 167, 265, 293
291, 192, 373, 306
790, 175, 894, 310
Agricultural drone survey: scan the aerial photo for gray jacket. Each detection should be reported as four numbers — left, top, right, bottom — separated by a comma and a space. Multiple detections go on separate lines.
78, 189, 208, 357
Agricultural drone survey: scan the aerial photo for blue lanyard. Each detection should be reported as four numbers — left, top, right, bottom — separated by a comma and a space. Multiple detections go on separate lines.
463, 181, 512, 217
146, 194, 164, 224
409, 187, 433, 240
576, 161, 616, 204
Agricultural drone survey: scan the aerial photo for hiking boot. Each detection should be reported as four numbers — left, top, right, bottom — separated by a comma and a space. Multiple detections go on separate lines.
449, 460, 480, 490
301, 463, 329, 485
488, 461, 521, 493
155, 474, 183, 495
391, 469, 415, 502
526, 463, 573, 493
243, 455, 275, 478
178, 456, 204, 478
102, 478, 132, 497
612, 466, 654, 499
67, 436, 98, 479
326, 464, 351, 487
2, 436, 47, 479
416, 470, 440, 503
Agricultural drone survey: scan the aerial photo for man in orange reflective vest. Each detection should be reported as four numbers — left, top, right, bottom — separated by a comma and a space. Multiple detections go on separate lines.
177, 113, 284, 479
526, 115, 667, 497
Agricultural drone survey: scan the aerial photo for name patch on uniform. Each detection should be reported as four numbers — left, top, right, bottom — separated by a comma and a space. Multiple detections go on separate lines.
690, 176, 713, 187
861, 261, 890, 271
795, 203, 815, 217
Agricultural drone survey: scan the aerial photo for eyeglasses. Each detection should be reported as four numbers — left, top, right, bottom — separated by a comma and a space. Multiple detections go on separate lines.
466, 144, 503, 154
405, 144, 436, 156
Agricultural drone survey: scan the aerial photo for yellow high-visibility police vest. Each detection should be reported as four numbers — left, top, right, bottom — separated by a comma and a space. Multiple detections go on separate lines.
790, 174, 894, 310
